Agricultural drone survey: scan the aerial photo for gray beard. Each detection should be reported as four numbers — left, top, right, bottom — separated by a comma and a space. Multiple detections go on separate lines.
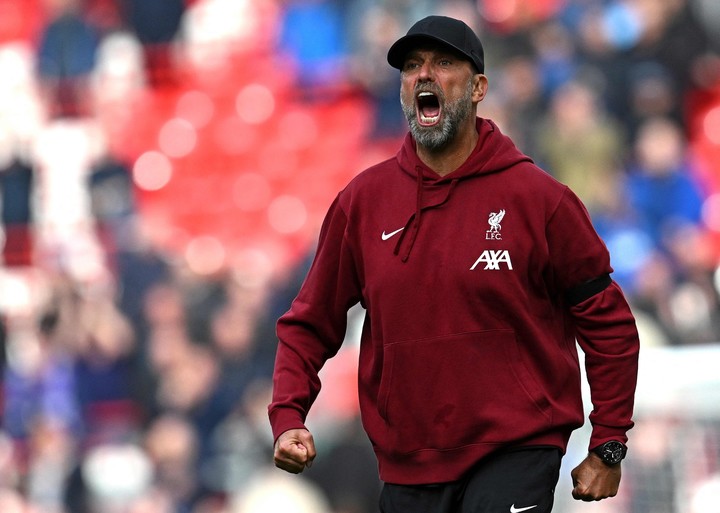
401, 80, 475, 151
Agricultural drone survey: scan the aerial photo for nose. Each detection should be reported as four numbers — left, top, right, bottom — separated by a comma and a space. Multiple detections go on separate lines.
417, 61, 435, 82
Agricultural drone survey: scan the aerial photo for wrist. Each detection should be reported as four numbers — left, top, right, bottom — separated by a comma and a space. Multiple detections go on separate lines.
591, 440, 627, 466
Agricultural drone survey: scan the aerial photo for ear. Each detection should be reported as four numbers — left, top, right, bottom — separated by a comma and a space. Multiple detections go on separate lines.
472, 74, 489, 103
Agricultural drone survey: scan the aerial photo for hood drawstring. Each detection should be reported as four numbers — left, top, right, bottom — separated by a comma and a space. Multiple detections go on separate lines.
394, 170, 459, 262
393, 168, 424, 262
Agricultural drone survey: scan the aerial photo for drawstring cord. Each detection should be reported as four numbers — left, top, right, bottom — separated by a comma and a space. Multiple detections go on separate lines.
394, 170, 459, 262
393, 169, 425, 262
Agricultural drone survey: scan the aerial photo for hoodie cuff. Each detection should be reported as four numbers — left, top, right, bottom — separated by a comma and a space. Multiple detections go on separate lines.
269, 406, 307, 443
588, 425, 631, 451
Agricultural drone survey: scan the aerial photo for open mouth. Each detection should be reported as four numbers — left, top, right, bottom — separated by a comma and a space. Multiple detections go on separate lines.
416, 91, 441, 126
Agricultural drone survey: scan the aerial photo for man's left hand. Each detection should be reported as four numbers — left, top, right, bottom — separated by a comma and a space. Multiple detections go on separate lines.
571, 452, 622, 501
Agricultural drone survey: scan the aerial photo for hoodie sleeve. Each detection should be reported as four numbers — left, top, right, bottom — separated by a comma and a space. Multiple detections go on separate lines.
268, 194, 362, 441
547, 187, 640, 450
571, 281, 639, 450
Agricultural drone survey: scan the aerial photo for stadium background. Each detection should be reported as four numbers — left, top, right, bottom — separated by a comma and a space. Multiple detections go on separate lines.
0, 0, 719, 511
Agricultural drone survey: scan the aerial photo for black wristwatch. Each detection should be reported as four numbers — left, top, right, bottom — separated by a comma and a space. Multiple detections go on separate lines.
592, 441, 627, 465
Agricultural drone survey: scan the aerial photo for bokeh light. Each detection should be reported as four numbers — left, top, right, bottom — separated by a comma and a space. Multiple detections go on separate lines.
158, 118, 198, 158
703, 105, 720, 145
133, 151, 173, 191
268, 195, 307, 234
235, 83, 275, 125
185, 235, 226, 275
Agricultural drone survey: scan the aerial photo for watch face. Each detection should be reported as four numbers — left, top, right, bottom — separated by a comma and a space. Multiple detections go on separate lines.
601, 441, 626, 464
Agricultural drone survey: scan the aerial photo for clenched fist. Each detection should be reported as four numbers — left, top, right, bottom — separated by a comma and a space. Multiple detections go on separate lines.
274, 428, 317, 474
571, 452, 622, 501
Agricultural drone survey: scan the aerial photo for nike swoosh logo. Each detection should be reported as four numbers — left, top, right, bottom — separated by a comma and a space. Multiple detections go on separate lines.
381, 227, 404, 241
510, 505, 538, 513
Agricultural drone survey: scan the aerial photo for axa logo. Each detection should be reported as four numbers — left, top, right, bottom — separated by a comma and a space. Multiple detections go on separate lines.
470, 250, 513, 271
486, 209, 506, 240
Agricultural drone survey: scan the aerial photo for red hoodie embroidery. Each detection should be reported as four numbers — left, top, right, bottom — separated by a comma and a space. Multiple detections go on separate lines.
269, 118, 639, 484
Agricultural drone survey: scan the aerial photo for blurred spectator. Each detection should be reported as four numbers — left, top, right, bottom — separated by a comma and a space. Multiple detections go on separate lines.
345, 6, 406, 137
118, 0, 186, 86
278, 0, 349, 94
199, 379, 274, 497
143, 413, 200, 512
625, 61, 679, 139
151, 342, 226, 470
2, 296, 83, 442
529, 20, 578, 100
36, 0, 100, 117
182, 273, 227, 346
618, 117, 717, 345
575, 0, 714, 131
1, 284, 87, 512
631, 0, 712, 100
87, 153, 135, 250
624, 252, 679, 344
0, 155, 35, 267
493, 54, 545, 155
625, 116, 705, 251
113, 231, 172, 344
630, 235, 719, 346
207, 281, 274, 413
139, 278, 193, 390
589, 172, 654, 295
24, 416, 77, 511
536, 78, 626, 213
73, 287, 142, 447
663, 226, 720, 345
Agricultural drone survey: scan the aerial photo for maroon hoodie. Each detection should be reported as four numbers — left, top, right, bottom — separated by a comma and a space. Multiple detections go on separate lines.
269, 118, 639, 484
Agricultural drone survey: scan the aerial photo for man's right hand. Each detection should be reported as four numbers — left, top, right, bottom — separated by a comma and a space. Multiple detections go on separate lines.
273, 428, 317, 474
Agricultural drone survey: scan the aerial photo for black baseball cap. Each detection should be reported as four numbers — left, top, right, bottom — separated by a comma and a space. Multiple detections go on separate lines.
387, 15, 485, 74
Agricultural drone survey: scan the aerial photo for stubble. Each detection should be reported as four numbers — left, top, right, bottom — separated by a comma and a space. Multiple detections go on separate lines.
401, 78, 475, 151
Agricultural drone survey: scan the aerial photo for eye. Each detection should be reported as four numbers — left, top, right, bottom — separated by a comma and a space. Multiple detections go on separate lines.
402, 61, 420, 72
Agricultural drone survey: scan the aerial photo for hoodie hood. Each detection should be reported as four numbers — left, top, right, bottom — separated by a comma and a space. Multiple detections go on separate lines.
392, 117, 533, 261
397, 117, 533, 182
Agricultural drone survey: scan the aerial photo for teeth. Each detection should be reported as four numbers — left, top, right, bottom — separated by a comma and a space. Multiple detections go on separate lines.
416, 91, 439, 124
419, 114, 440, 123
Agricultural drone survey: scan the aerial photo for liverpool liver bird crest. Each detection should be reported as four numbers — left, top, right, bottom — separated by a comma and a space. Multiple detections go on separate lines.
488, 209, 505, 234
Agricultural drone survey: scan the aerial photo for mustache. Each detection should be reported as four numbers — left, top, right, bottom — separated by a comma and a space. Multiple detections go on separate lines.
414, 84, 444, 99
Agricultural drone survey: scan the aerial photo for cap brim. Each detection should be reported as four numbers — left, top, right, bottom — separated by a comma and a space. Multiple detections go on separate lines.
387, 34, 472, 70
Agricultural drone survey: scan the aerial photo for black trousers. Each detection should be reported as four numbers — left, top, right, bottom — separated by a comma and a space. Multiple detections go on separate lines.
379, 448, 562, 513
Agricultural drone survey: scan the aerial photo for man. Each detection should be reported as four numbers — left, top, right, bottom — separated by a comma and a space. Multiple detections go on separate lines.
269, 15, 640, 513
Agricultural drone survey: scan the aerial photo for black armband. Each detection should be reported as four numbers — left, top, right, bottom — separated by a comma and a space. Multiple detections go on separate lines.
565, 274, 612, 305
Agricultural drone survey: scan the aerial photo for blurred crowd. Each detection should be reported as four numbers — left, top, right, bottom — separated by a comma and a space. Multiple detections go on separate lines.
0, 0, 720, 512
